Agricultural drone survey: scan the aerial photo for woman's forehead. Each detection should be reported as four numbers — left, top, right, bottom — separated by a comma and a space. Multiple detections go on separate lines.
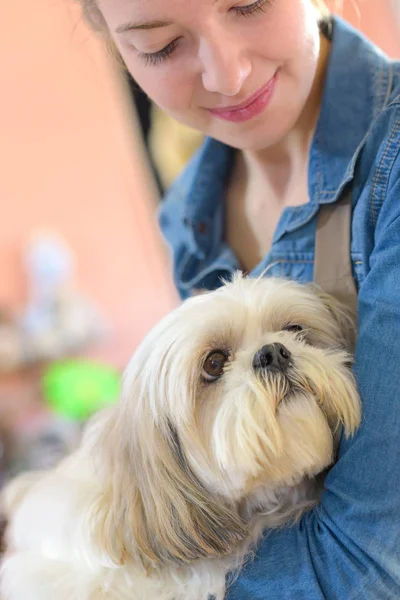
97, 0, 254, 30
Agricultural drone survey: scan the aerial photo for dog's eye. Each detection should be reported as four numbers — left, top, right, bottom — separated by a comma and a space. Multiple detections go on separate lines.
202, 350, 228, 382
283, 324, 303, 334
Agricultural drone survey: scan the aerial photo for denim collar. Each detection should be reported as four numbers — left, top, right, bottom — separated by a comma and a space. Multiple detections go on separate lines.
309, 16, 393, 204
181, 16, 394, 253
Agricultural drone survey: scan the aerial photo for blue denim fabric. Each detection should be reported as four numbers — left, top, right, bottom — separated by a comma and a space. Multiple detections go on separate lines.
159, 16, 400, 600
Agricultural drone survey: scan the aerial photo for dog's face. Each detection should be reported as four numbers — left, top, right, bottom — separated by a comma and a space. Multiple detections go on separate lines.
96, 276, 361, 567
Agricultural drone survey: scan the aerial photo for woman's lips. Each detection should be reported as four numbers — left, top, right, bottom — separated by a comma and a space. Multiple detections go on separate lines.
208, 72, 278, 123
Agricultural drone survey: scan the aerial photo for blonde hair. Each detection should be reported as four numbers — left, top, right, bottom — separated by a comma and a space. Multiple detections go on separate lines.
77, 0, 106, 32
313, 0, 331, 19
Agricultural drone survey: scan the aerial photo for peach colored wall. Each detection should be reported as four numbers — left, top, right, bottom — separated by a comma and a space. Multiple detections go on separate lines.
0, 0, 177, 368
329, 0, 400, 57
0, 0, 398, 369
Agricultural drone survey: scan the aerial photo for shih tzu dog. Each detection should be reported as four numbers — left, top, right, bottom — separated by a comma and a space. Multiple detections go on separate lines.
0, 275, 361, 600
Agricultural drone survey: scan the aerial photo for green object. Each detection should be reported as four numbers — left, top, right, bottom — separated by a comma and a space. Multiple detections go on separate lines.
42, 360, 121, 421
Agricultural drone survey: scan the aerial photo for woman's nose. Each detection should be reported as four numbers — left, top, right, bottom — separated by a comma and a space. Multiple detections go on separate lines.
199, 35, 252, 97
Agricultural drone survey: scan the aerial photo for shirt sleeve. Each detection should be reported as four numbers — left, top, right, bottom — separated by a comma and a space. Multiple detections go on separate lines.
225, 158, 400, 600
158, 145, 208, 302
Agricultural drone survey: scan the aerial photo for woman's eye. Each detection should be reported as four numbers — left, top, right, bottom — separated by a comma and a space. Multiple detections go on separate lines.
138, 38, 181, 67
283, 324, 303, 334
233, 0, 272, 18
202, 350, 229, 382
137, 0, 271, 67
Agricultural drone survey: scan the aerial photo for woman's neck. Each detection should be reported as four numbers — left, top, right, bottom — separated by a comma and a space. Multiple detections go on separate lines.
240, 33, 331, 205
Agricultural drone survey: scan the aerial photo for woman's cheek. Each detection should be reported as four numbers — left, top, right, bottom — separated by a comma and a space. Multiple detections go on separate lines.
110, 44, 177, 109
134, 66, 196, 113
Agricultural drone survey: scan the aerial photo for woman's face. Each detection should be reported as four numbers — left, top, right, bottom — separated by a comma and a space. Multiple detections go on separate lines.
97, 0, 322, 150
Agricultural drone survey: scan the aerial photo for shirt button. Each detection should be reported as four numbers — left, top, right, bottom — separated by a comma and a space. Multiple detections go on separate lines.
197, 222, 208, 234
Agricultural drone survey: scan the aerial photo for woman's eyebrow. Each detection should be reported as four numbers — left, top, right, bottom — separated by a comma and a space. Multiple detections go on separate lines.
115, 0, 223, 33
115, 19, 173, 33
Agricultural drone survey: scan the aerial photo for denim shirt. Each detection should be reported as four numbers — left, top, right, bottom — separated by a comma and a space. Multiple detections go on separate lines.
159, 16, 400, 600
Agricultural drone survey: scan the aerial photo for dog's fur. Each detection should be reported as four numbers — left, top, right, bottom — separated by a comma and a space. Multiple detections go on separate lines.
0, 276, 361, 600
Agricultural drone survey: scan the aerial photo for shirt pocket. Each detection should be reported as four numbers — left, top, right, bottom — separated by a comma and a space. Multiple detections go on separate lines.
253, 253, 315, 285
258, 252, 364, 294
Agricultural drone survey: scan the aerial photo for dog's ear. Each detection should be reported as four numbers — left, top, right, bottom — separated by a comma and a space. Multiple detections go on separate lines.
308, 284, 357, 352
92, 403, 247, 568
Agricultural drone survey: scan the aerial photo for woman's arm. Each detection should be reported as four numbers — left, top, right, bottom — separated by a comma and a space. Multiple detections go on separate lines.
225, 158, 400, 600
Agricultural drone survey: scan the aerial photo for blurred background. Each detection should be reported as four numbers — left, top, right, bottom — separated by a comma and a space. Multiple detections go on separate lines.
0, 0, 399, 487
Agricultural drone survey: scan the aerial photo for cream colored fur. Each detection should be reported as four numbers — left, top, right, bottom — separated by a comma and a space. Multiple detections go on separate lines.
0, 275, 361, 600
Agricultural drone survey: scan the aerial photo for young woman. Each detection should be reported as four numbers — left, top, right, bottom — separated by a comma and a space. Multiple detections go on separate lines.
77, 1, 400, 597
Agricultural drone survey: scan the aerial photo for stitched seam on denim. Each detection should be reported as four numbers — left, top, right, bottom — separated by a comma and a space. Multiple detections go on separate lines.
387, 96, 400, 109
371, 118, 400, 227
315, 137, 324, 204
373, 58, 392, 116
283, 210, 320, 233
372, 62, 384, 121
372, 120, 400, 227
273, 260, 314, 264
274, 259, 363, 267
382, 62, 394, 112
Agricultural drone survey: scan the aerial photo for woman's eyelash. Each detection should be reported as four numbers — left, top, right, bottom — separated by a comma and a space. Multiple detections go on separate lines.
138, 0, 271, 67
233, 0, 272, 18
138, 38, 180, 67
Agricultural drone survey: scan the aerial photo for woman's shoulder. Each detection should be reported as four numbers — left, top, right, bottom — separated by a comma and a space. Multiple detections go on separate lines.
312, 17, 400, 204
381, 52, 400, 107
329, 16, 400, 108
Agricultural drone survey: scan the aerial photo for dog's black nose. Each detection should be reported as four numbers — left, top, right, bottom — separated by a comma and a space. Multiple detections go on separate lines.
253, 343, 291, 373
